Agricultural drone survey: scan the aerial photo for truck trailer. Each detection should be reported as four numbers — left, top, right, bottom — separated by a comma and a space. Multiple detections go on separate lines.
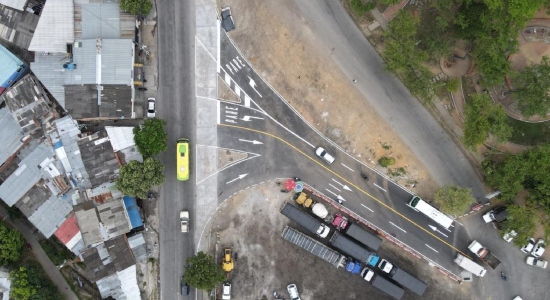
360, 267, 404, 300
280, 202, 330, 238
454, 253, 487, 277
468, 240, 501, 269
344, 222, 382, 251
377, 259, 427, 296
281, 226, 345, 268
329, 232, 379, 267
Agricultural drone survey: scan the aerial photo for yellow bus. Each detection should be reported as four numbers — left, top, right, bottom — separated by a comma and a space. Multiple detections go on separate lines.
177, 138, 190, 181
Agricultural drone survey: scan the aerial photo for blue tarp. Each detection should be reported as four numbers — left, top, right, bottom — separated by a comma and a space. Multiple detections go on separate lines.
123, 196, 143, 229
53, 140, 63, 149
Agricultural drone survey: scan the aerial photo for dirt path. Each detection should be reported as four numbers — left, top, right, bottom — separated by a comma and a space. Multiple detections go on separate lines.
223, 0, 439, 198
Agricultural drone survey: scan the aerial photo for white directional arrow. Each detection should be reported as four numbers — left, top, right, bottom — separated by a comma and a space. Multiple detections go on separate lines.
331, 178, 352, 192
428, 225, 448, 238
226, 174, 248, 184
241, 115, 264, 122
247, 76, 262, 97
337, 195, 346, 202
238, 139, 263, 145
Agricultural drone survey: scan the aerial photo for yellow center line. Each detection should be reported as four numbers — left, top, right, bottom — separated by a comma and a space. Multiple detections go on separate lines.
220, 123, 471, 259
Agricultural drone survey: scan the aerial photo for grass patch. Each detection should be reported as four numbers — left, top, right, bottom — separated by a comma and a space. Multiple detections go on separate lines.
350, 0, 375, 15
388, 167, 407, 177
40, 238, 75, 266
506, 117, 550, 146
378, 156, 396, 167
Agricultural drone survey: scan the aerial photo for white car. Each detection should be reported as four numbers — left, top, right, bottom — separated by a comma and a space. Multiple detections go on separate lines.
180, 211, 189, 233
315, 147, 335, 164
221, 282, 231, 300
526, 256, 548, 269
531, 239, 546, 258
147, 98, 156, 118
287, 284, 301, 300
520, 238, 535, 254
513, 297, 523, 300
502, 230, 517, 242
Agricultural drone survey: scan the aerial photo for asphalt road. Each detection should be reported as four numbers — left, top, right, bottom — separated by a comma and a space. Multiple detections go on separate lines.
157, 0, 197, 299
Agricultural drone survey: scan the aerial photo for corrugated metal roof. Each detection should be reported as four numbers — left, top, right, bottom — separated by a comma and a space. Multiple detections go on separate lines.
0, 142, 53, 206
127, 233, 146, 261
81, 235, 135, 283
15, 185, 51, 218
0, 44, 25, 85
75, 203, 103, 247
81, 3, 120, 39
77, 130, 119, 187
100, 39, 134, 84
0, 0, 26, 11
0, 107, 24, 166
30, 53, 71, 107
28, 192, 73, 238
105, 126, 134, 152
28, 0, 74, 53
55, 213, 80, 245
0, 4, 40, 49
97, 199, 131, 240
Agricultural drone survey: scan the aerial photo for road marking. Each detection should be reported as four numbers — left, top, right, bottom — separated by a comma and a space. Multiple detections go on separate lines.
341, 163, 354, 172
390, 222, 407, 233
247, 76, 262, 97
225, 111, 237, 115
229, 61, 238, 72
225, 64, 233, 75
360, 204, 373, 212
225, 106, 238, 110
244, 95, 251, 107
373, 183, 386, 192
218, 124, 473, 259
226, 115, 237, 119
425, 244, 439, 253
331, 178, 352, 191
337, 195, 346, 202
428, 225, 449, 238
226, 174, 248, 184
217, 101, 220, 124
238, 139, 263, 145
241, 115, 264, 121
236, 56, 245, 67
325, 189, 337, 197
328, 183, 341, 192
225, 119, 236, 123
234, 85, 241, 97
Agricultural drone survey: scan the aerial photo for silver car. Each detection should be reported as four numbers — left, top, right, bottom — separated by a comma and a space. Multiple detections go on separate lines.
147, 98, 156, 118
287, 284, 301, 300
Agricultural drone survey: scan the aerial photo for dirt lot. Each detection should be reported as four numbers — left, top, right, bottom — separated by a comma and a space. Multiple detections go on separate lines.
220, 0, 439, 198
201, 181, 470, 300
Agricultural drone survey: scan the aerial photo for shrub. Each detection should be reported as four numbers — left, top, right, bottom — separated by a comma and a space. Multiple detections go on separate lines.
378, 157, 396, 167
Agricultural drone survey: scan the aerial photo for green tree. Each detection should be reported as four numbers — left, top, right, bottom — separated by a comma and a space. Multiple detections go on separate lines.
10, 267, 36, 300
120, 0, 152, 15
0, 223, 25, 265
506, 205, 536, 247
463, 93, 512, 148
134, 118, 168, 158
511, 56, 550, 117
184, 252, 225, 290
433, 185, 475, 216
377, 0, 401, 5
115, 158, 165, 198
444, 78, 460, 93
350, 0, 374, 15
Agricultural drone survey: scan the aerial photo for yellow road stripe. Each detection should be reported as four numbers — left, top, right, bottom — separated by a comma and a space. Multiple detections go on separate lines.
220, 123, 471, 259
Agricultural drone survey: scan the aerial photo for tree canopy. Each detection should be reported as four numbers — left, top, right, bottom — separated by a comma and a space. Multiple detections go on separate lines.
119, 0, 152, 15
0, 223, 25, 265
463, 93, 512, 148
433, 185, 475, 216
184, 252, 226, 291
511, 56, 550, 117
505, 205, 536, 247
482, 144, 550, 212
115, 158, 165, 198
10, 264, 61, 300
134, 118, 168, 158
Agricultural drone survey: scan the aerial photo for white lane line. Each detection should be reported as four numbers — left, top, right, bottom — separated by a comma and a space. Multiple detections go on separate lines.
360, 204, 373, 212
373, 183, 387, 192
225, 115, 237, 119
325, 189, 337, 197
389, 222, 407, 233
425, 244, 439, 253
225, 111, 237, 115
341, 163, 354, 172
225, 119, 237, 123
244, 95, 251, 107
328, 183, 341, 192
331, 179, 352, 192
225, 106, 238, 110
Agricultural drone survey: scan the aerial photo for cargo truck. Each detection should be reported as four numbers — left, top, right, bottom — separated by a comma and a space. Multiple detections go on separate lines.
332, 214, 349, 231
454, 253, 486, 277
360, 267, 404, 300
468, 240, 501, 269
329, 232, 379, 267
344, 223, 382, 251
281, 226, 345, 268
280, 202, 330, 238
377, 259, 427, 296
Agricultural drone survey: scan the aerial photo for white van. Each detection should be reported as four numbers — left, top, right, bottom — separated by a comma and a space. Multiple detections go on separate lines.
454, 254, 486, 277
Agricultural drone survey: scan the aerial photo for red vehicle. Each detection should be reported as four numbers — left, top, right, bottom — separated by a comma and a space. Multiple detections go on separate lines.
332, 214, 349, 231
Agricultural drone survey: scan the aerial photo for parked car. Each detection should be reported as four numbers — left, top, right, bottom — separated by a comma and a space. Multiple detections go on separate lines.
502, 230, 517, 242
513, 297, 523, 300
315, 147, 335, 164
221, 282, 231, 300
531, 239, 546, 258
180, 211, 189, 233
287, 284, 301, 300
147, 98, 156, 118
180, 276, 189, 295
521, 238, 536, 254
221, 7, 235, 32
526, 256, 548, 269
482, 206, 507, 223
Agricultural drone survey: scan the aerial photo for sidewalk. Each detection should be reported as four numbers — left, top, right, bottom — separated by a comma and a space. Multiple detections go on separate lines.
0, 207, 78, 300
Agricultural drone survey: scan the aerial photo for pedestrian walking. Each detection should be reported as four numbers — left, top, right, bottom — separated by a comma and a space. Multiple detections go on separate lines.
352, 79, 357, 83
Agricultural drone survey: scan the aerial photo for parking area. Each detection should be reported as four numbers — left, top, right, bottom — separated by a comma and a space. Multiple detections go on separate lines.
200, 180, 471, 300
